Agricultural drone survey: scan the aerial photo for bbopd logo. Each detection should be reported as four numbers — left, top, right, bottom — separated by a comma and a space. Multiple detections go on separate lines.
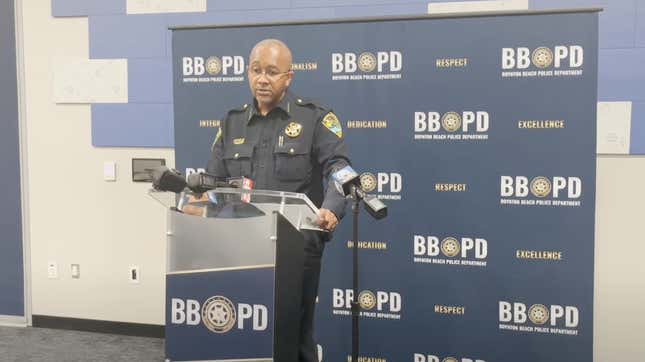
332, 288, 402, 320
414, 354, 485, 362
332, 50, 403, 81
414, 111, 490, 141
413, 235, 488, 267
502, 45, 583, 69
182, 55, 245, 83
500, 175, 583, 207
359, 171, 402, 200
171, 296, 268, 333
501, 45, 584, 78
182, 56, 245, 76
499, 301, 580, 336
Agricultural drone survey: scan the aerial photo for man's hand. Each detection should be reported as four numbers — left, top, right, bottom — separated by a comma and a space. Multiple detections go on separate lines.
181, 193, 208, 216
316, 208, 338, 231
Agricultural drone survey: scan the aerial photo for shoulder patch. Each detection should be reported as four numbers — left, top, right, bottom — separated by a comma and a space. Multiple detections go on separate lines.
322, 112, 343, 138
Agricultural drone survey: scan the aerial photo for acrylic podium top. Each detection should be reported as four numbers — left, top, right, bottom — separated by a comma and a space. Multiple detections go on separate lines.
149, 187, 323, 232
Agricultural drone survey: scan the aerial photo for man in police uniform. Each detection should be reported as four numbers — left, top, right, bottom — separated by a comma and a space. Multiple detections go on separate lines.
206, 39, 350, 362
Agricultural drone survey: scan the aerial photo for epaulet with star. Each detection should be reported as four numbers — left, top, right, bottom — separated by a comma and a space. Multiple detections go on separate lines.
293, 97, 329, 112
227, 103, 250, 114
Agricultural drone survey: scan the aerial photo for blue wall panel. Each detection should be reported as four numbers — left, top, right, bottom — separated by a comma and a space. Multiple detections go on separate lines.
636, 2, 645, 47
86, 0, 126, 15
293, 0, 430, 7
89, 14, 168, 59
631, 101, 645, 153
0, 0, 24, 317
207, 0, 291, 11
91, 103, 173, 147
128, 58, 173, 103
333, 3, 427, 17
532, 0, 636, 49
52, 0, 125, 17
598, 48, 645, 102
51, 0, 88, 17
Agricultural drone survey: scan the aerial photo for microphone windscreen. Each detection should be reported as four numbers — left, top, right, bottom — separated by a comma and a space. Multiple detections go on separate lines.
151, 166, 169, 188
152, 166, 186, 193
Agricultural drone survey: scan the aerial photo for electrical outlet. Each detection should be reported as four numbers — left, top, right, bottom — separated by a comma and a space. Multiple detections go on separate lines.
71, 264, 80, 279
129, 266, 140, 283
47, 261, 58, 279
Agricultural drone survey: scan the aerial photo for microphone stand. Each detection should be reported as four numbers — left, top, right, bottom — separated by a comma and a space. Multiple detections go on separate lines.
350, 186, 362, 362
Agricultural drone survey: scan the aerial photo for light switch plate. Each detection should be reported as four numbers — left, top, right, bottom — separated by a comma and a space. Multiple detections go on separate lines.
103, 161, 116, 181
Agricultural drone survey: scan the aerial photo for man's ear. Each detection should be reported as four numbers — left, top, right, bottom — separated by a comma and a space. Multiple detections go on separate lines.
285, 71, 294, 87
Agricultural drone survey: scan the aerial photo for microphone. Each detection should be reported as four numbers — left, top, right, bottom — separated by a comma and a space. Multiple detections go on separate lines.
227, 176, 254, 203
363, 194, 387, 220
227, 176, 254, 190
186, 172, 229, 194
331, 165, 387, 219
187, 173, 254, 203
151, 166, 187, 193
331, 165, 361, 197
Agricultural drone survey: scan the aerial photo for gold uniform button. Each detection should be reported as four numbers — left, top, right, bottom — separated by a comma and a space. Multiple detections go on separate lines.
289, 148, 295, 154
234, 153, 239, 159
297, 99, 302, 103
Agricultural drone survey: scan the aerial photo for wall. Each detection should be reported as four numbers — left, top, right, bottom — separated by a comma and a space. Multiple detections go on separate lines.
594, 156, 645, 360
21, 2, 172, 324
17, 0, 645, 360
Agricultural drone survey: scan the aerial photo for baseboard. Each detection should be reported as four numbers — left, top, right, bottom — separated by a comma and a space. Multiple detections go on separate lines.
32, 315, 164, 338
0, 314, 27, 327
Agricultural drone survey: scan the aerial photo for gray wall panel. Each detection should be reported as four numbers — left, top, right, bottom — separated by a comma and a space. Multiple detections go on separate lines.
0, 0, 25, 317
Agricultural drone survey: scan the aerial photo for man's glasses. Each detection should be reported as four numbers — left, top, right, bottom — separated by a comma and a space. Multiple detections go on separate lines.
248, 66, 290, 81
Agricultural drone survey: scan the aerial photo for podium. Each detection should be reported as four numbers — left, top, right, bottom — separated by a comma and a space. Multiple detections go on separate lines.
150, 188, 324, 362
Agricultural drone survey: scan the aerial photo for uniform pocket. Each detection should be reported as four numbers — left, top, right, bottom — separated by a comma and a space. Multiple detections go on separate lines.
223, 144, 254, 177
273, 141, 311, 181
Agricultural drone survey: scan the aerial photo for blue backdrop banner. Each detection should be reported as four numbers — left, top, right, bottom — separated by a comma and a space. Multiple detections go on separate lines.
171, 10, 598, 362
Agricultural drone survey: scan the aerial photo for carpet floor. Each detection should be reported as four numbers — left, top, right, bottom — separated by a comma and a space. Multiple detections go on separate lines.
0, 326, 165, 362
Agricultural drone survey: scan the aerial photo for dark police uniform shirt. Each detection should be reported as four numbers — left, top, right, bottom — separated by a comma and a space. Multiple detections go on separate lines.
206, 90, 350, 220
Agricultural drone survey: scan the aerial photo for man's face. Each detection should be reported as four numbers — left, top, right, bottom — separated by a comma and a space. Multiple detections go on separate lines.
247, 45, 293, 108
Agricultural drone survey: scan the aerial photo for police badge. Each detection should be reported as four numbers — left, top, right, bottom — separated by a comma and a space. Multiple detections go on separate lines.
206, 56, 222, 75
201, 295, 237, 333
528, 304, 550, 325
359, 172, 377, 193
530, 176, 552, 198
358, 290, 377, 310
441, 237, 461, 258
285, 122, 302, 138
532, 47, 554, 69
441, 112, 462, 132
358, 52, 377, 72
